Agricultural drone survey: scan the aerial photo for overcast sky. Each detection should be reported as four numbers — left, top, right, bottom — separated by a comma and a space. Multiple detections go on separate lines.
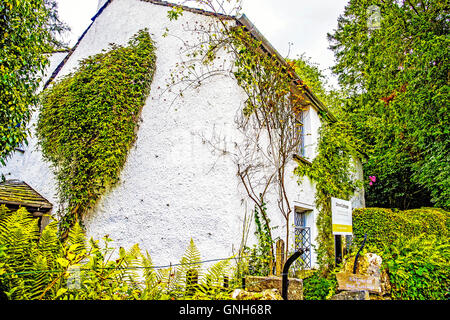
55, 0, 349, 88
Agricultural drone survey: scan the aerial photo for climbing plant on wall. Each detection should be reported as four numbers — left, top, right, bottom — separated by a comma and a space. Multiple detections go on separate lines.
286, 53, 366, 274
165, 1, 311, 262
165, 2, 368, 272
37, 30, 157, 236
295, 119, 365, 274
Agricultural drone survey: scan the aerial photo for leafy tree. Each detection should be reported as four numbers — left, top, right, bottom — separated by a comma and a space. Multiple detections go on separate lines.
0, 0, 67, 165
290, 54, 332, 106
328, 0, 449, 209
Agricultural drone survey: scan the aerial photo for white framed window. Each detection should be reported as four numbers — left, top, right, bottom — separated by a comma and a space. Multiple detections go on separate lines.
295, 107, 310, 159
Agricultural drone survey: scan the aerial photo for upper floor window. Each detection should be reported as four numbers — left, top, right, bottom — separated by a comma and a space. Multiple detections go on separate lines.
295, 107, 309, 159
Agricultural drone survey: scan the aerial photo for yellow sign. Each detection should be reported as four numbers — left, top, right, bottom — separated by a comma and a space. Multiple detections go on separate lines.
332, 224, 353, 234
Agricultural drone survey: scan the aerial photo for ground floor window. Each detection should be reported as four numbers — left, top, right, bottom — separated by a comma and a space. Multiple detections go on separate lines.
294, 209, 312, 270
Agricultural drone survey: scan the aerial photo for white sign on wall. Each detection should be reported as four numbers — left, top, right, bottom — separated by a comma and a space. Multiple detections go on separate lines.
331, 197, 353, 235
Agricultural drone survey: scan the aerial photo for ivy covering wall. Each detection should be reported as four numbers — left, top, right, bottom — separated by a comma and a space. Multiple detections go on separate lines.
294, 111, 365, 273
37, 30, 157, 235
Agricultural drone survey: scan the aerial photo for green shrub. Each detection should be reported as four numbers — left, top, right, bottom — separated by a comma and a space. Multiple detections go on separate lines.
352, 207, 448, 251
403, 208, 450, 237
302, 271, 337, 300
352, 207, 449, 300
382, 235, 449, 300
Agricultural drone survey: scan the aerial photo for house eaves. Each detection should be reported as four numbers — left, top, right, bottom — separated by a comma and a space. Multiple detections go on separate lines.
236, 14, 337, 122
139, 0, 235, 20
43, 0, 114, 90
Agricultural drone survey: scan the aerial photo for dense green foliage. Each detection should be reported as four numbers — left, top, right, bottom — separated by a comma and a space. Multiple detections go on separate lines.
383, 234, 449, 300
328, 0, 449, 209
292, 56, 365, 273
352, 207, 449, 300
0, 0, 67, 164
0, 206, 236, 300
302, 207, 449, 300
0, 206, 61, 299
0, 205, 88, 299
36, 30, 157, 235
290, 55, 342, 112
302, 271, 337, 300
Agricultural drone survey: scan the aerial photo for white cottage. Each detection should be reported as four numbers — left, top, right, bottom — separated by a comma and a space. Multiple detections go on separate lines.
0, 0, 364, 268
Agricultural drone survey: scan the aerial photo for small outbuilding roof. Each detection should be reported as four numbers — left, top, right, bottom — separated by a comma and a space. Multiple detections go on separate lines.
0, 180, 53, 215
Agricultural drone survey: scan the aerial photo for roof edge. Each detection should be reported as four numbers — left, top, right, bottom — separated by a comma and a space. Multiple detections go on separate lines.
236, 14, 336, 122
43, 0, 336, 122
43, 0, 114, 90
0, 180, 53, 211
139, 0, 235, 20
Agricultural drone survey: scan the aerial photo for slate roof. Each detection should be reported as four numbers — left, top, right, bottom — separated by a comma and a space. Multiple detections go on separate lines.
0, 180, 53, 213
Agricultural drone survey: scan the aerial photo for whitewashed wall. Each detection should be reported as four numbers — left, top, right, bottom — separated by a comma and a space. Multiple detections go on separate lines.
1, 0, 364, 268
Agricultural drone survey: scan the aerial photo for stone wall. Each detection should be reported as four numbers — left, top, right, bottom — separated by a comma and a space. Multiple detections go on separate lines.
245, 276, 303, 300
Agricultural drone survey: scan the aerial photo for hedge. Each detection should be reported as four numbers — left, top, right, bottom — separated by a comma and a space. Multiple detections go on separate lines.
352, 207, 449, 250
352, 207, 449, 300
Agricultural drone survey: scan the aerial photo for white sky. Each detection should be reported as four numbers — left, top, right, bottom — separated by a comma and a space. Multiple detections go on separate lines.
55, 0, 349, 88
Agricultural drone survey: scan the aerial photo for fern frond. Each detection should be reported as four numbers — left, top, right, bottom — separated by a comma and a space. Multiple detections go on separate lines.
0, 207, 58, 300
163, 238, 203, 296
203, 258, 231, 287
115, 244, 142, 283
65, 222, 86, 255
38, 220, 62, 267
0, 205, 12, 221
178, 238, 202, 274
